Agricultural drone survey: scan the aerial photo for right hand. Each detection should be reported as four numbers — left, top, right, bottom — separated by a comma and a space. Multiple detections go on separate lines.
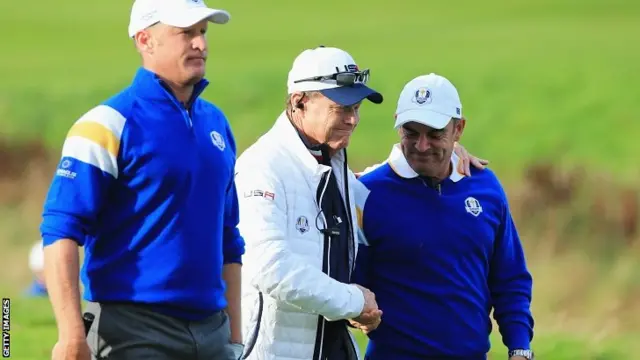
351, 284, 382, 332
52, 338, 91, 360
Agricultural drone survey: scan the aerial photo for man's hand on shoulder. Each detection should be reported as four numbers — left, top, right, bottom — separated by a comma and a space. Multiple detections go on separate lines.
349, 284, 382, 334
453, 142, 489, 176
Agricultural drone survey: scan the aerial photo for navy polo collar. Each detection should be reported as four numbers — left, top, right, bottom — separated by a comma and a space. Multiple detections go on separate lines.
130, 67, 210, 105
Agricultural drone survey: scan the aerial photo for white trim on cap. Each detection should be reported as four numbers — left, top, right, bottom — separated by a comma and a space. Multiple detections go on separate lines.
386, 143, 465, 182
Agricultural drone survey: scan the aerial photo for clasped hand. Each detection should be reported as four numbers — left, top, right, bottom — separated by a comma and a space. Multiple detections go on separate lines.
349, 284, 382, 334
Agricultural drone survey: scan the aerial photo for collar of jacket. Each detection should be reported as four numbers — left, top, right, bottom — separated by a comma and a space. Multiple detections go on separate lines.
273, 111, 345, 179
130, 67, 209, 107
386, 143, 465, 182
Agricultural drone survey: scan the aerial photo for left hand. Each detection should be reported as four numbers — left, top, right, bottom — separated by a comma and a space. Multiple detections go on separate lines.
453, 142, 489, 176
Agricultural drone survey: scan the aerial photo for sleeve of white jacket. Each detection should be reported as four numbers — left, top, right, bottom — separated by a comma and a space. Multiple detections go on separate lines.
236, 165, 365, 321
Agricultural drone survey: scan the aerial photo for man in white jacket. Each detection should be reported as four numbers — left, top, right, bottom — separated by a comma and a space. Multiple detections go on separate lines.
236, 46, 384, 360
235, 46, 485, 360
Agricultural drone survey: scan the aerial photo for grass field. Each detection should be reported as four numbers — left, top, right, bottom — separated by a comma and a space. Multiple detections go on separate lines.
1, 0, 639, 358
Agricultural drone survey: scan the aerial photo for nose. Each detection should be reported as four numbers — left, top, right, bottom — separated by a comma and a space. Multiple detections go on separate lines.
343, 111, 359, 127
192, 34, 207, 52
414, 134, 430, 152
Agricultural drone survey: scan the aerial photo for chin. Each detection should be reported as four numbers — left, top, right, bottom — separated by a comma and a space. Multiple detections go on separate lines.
182, 64, 206, 82
330, 138, 350, 152
184, 72, 205, 86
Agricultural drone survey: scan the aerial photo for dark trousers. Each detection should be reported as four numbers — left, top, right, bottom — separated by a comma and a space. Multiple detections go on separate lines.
86, 302, 238, 360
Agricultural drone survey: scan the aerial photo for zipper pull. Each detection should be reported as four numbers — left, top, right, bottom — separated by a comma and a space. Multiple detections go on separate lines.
185, 109, 193, 128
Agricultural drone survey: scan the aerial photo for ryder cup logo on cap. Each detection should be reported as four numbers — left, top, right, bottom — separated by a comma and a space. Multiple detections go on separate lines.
394, 73, 462, 130
128, 0, 230, 38
286, 46, 384, 107
413, 87, 432, 105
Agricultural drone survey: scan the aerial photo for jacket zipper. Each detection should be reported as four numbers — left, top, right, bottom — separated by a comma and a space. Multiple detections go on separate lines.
420, 178, 442, 195
341, 150, 359, 357
341, 150, 356, 277
181, 107, 193, 130
313, 169, 331, 360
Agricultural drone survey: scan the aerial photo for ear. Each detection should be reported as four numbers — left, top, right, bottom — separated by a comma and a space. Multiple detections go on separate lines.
453, 118, 466, 142
289, 92, 305, 110
134, 30, 154, 54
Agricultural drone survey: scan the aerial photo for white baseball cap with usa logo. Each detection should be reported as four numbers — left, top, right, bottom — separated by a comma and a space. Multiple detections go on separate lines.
394, 73, 463, 130
287, 46, 383, 107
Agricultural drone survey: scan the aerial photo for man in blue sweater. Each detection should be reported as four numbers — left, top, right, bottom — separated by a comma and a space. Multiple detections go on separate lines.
40, 1, 244, 359
351, 73, 534, 360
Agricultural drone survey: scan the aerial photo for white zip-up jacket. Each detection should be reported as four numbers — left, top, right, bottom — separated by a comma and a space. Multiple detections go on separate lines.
236, 112, 365, 360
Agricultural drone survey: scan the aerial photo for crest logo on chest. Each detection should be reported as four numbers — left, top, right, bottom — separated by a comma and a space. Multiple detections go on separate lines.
296, 216, 310, 234
210, 131, 226, 151
464, 197, 483, 217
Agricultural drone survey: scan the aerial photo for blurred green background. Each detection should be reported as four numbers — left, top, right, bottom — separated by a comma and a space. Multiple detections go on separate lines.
1, 0, 639, 359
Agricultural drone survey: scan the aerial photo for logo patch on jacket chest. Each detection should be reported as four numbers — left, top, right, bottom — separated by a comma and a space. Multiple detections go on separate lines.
295, 216, 310, 234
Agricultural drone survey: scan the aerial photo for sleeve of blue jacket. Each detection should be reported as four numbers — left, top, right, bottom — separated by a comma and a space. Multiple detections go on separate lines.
222, 178, 245, 265
490, 187, 534, 351
222, 124, 245, 265
40, 105, 125, 247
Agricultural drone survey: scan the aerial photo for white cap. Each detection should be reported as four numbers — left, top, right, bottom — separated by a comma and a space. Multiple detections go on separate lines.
29, 240, 44, 273
394, 73, 462, 130
128, 0, 230, 38
286, 46, 383, 106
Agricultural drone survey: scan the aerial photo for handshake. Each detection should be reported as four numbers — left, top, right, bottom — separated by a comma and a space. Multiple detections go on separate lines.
349, 284, 382, 334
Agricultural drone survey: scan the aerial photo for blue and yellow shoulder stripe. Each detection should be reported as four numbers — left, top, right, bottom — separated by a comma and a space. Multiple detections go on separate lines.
61, 105, 127, 179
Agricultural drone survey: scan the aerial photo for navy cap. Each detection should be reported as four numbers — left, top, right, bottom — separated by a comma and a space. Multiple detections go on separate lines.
320, 84, 384, 106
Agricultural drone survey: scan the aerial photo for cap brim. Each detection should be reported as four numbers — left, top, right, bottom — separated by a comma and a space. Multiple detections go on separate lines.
320, 84, 383, 106
161, 7, 230, 28
394, 109, 452, 130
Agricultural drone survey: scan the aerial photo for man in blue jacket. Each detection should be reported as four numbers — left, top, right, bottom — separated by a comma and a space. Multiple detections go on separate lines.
40, 0, 244, 359
351, 73, 534, 360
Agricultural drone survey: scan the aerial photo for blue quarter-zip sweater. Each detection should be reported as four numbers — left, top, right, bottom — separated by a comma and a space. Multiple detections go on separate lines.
352, 145, 533, 360
40, 67, 245, 320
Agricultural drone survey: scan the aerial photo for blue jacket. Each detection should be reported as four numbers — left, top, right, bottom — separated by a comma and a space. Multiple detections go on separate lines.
40, 67, 245, 320
352, 145, 533, 359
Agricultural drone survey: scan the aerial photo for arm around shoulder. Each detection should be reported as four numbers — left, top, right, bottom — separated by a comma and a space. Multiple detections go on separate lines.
236, 162, 365, 321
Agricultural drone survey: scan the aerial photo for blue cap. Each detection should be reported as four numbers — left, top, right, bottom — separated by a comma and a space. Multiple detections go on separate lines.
320, 84, 384, 106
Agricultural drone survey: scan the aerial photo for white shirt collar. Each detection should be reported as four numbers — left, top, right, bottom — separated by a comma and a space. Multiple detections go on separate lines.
386, 143, 465, 182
